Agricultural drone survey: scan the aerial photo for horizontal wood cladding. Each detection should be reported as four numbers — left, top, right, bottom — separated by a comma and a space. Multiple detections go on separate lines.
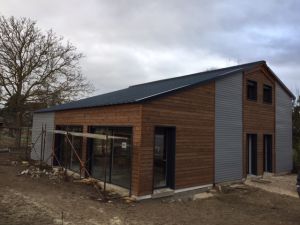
243, 65, 276, 176
141, 82, 215, 193
54, 104, 143, 196
54, 82, 215, 196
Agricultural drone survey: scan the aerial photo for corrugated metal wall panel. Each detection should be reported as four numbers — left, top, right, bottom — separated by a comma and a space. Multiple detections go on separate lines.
276, 84, 293, 173
215, 73, 243, 183
31, 112, 55, 165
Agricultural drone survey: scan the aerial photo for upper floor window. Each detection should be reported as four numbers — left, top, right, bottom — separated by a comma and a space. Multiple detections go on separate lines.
247, 80, 257, 101
263, 84, 272, 104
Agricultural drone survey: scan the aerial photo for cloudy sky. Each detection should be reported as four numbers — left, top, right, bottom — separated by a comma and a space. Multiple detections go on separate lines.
1, 0, 300, 95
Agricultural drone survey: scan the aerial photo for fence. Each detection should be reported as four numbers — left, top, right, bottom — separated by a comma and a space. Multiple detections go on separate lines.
0, 127, 32, 160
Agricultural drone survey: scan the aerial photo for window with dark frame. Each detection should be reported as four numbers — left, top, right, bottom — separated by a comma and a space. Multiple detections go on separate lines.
247, 80, 257, 101
263, 84, 272, 103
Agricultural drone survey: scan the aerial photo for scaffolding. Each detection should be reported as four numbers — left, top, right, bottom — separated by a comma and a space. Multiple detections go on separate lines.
31, 126, 130, 200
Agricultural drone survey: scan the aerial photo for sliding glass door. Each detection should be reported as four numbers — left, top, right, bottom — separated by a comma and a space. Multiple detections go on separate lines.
110, 128, 131, 189
88, 127, 132, 189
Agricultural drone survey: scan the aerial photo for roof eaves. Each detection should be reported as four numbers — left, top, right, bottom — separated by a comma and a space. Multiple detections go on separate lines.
34, 100, 138, 113
264, 65, 296, 100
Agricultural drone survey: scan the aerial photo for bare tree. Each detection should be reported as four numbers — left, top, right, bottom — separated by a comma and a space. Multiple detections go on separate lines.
0, 16, 94, 127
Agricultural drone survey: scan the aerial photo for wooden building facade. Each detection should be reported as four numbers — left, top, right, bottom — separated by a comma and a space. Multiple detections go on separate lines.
31, 61, 294, 199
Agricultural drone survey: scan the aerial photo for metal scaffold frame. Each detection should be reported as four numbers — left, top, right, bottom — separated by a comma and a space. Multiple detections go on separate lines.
30, 126, 130, 200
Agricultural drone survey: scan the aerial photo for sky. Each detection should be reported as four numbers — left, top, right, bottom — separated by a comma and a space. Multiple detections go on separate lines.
1, 0, 300, 95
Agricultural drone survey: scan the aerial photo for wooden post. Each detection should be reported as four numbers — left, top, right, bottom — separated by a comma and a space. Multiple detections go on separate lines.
103, 133, 108, 198
81, 125, 88, 177
42, 124, 47, 162
25, 127, 30, 160
64, 133, 68, 176
65, 133, 90, 177
40, 125, 44, 165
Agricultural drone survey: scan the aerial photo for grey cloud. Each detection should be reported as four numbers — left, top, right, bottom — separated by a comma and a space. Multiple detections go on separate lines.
1, 0, 300, 94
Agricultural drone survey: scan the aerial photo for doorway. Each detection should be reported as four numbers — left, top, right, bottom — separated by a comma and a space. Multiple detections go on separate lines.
153, 127, 175, 189
247, 134, 257, 175
264, 135, 273, 172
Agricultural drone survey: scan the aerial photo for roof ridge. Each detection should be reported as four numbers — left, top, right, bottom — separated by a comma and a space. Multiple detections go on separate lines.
129, 60, 266, 88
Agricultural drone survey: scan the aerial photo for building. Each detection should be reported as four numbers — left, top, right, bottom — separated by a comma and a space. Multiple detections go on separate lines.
31, 60, 294, 199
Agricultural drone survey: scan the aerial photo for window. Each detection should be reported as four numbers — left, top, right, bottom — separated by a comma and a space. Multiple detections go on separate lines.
263, 84, 272, 103
88, 126, 132, 189
54, 125, 83, 173
247, 80, 257, 101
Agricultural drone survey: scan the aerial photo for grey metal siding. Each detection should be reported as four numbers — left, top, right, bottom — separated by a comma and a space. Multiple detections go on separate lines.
215, 72, 243, 183
276, 84, 293, 173
31, 112, 55, 165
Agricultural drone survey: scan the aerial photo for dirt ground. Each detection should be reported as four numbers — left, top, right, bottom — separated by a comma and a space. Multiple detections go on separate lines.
245, 173, 298, 198
1, 153, 300, 225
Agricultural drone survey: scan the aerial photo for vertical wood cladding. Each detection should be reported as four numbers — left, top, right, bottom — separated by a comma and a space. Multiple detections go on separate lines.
55, 104, 143, 196
243, 66, 276, 176
141, 83, 215, 192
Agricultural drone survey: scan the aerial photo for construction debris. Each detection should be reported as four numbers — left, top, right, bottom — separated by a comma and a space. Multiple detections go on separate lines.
73, 178, 98, 185
19, 166, 65, 180
21, 161, 29, 166
73, 178, 102, 189
123, 196, 136, 203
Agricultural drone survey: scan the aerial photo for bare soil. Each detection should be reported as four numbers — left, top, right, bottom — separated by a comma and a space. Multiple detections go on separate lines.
1, 153, 300, 225
245, 173, 298, 198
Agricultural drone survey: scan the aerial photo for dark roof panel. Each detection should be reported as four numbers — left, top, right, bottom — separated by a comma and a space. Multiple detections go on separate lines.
36, 60, 293, 113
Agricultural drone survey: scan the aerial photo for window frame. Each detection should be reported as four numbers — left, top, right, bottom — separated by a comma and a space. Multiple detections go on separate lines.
247, 80, 258, 101
263, 84, 272, 104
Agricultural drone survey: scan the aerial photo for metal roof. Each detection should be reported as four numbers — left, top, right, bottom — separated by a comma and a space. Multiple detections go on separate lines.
36, 60, 294, 113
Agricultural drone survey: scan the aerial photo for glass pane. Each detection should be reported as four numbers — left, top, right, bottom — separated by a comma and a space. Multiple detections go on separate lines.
60, 134, 70, 168
91, 128, 111, 181
263, 85, 272, 103
70, 135, 83, 173
247, 80, 257, 100
88, 127, 132, 189
154, 133, 167, 188
110, 128, 131, 189
55, 125, 83, 172
264, 135, 272, 172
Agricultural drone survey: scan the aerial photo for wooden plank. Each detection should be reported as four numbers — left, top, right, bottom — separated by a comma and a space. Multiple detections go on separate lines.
48, 130, 127, 140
